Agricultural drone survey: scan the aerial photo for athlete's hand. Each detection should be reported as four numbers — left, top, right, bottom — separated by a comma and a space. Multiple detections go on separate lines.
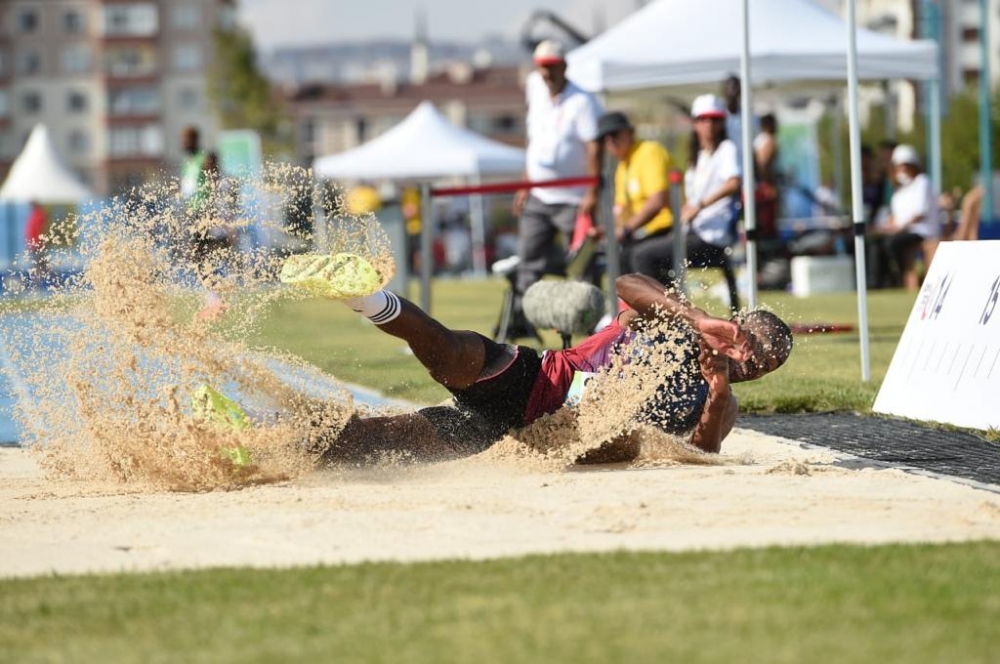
697, 339, 731, 394
692, 315, 751, 362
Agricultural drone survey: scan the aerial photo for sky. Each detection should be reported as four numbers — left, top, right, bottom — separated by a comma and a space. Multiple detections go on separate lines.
238, 0, 639, 50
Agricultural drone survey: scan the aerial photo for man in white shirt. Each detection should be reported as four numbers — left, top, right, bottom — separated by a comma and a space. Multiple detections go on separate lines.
505, 39, 602, 340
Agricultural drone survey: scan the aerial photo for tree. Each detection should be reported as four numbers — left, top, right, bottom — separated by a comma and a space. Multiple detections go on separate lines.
819, 84, 1000, 199
207, 23, 291, 158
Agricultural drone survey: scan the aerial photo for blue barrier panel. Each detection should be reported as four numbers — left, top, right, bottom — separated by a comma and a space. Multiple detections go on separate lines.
0, 311, 408, 447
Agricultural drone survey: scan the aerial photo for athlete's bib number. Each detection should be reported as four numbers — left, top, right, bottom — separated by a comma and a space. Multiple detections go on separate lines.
564, 371, 597, 407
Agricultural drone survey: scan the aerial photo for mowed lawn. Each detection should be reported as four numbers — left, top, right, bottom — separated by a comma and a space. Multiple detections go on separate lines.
2, 544, 999, 663
5, 277, 998, 662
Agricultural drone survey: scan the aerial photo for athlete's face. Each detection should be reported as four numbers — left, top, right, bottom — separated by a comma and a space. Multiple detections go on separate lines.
728, 319, 788, 383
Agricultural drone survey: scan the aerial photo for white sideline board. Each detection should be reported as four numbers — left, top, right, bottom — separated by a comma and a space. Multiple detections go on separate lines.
873, 241, 1000, 430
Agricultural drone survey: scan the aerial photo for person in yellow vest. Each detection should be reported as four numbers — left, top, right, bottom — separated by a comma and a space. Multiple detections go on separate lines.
400, 185, 422, 274
596, 111, 675, 280
346, 182, 382, 216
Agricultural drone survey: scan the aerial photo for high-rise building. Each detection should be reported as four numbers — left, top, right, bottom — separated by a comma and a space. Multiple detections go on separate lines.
940, 0, 1000, 93
0, 0, 235, 196
858, 0, 1000, 94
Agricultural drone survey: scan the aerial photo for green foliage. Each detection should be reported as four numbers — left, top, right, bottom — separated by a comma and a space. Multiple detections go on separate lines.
818, 84, 1000, 195
207, 25, 291, 158
2, 543, 999, 663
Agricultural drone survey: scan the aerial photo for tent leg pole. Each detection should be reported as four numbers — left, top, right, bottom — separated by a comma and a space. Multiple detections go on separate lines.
669, 173, 686, 298
979, 0, 994, 222
846, 0, 872, 383
469, 176, 488, 276
740, 0, 758, 309
601, 152, 620, 317
420, 183, 433, 313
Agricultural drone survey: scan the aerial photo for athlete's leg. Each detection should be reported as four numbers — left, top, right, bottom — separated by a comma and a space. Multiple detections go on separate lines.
281, 253, 487, 390
322, 412, 464, 463
369, 297, 485, 390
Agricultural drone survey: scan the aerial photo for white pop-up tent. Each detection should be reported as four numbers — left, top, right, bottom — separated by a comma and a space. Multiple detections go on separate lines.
0, 124, 93, 204
314, 101, 526, 306
313, 101, 525, 180
566, 0, 938, 91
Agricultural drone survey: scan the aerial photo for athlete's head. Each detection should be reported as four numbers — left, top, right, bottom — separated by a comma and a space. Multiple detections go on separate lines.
729, 310, 793, 383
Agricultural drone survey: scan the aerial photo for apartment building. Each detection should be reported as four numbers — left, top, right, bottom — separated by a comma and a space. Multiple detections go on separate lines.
942, 0, 1000, 92
284, 63, 529, 168
0, 0, 234, 196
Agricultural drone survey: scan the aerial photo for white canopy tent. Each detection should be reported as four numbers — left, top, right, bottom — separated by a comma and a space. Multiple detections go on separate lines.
314, 101, 526, 181
314, 101, 526, 305
0, 124, 94, 204
566, 0, 938, 91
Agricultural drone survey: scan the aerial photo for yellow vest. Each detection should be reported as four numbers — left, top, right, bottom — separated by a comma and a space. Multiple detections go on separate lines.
614, 140, 673, 236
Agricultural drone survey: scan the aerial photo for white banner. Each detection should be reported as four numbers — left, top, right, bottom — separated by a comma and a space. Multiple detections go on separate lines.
873, 241, 1000, 430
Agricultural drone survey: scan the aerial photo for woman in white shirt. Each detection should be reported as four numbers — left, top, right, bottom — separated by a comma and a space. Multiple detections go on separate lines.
681, 94, 743, 310
882, 144, 940, 291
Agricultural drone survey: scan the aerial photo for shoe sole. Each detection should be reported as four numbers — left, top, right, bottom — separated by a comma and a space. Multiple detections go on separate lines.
191, 384, 252, 467
280, 252, 381, 300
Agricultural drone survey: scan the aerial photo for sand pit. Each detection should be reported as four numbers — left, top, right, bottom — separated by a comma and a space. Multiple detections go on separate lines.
2, 167, 997, 579
2, 429, 999, 579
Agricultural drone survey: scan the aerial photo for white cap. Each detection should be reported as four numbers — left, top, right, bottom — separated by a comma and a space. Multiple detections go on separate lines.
691, 94, 727, 120
891, 144, 921, 167
533, 39, 566, 65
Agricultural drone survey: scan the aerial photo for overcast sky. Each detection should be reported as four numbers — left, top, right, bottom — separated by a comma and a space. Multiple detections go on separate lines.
238, 0, 639, 50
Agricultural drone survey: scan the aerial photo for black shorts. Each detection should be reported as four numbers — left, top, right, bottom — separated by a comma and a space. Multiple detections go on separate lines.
418, 334, 542, 453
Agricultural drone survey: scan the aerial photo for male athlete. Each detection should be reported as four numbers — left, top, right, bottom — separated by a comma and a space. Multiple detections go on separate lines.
277, 254, 793, 464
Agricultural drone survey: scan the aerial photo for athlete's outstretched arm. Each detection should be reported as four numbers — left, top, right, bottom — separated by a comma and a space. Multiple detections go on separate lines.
689, 340, 738, 453
615, 274, 751, 362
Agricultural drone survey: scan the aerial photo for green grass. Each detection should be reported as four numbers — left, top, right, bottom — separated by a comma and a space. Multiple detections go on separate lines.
2, 543, 998, 663
249, 274, 917, 411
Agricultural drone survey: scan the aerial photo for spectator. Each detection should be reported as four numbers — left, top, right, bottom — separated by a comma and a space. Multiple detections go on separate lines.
753, 112, 780, 241
346, 182, 382, 216
681, 94, 743, 311
951, 185, 984, 242
861, 145, 882, 225
25, 200, 49, 290
401, 185, 422, 274
507, 39, 602, 340
754, 113, 779, 186
179, 126, 207, 210
596, 110, 674, 280
875, 139, 898, 222
721, 74, 758, 170
613, 97, 743, 308
880, 144, 940, 291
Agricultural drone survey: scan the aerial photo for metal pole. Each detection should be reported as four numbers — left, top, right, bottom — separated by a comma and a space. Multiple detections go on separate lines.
922, 0, 943, 197
980, 0, 994, 223
928, 78, 944, 197
419, 182, 433, 312
468, 176, 488, 276
601, 155, 620, 316
669, 171, 687, 297
740, 0, 758, 308
846, 0, 872, 382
